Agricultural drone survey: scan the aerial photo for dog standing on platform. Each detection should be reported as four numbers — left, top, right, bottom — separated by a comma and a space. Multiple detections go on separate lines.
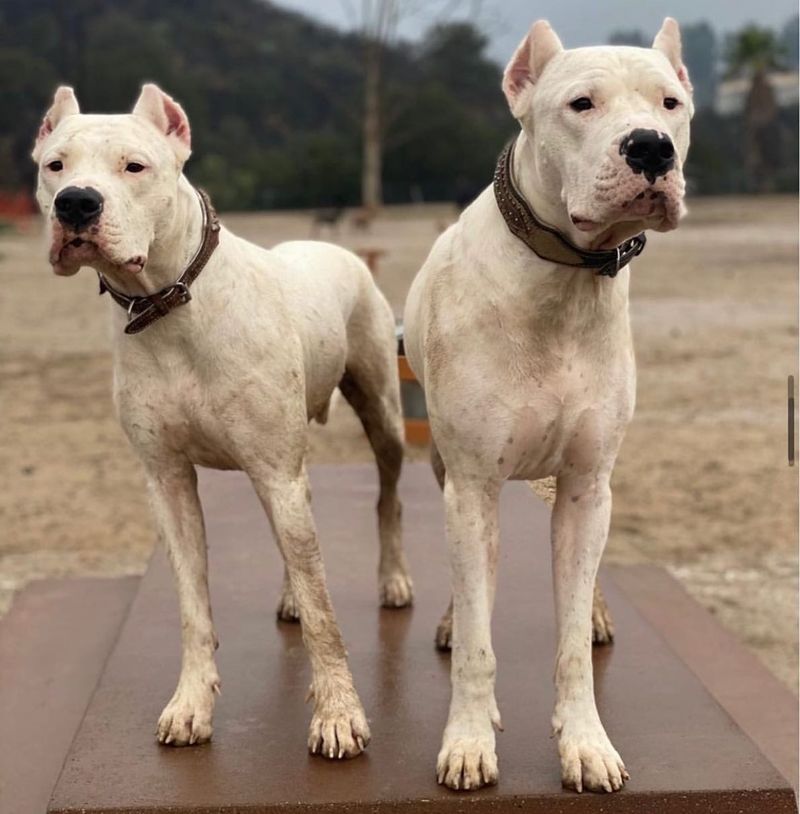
404, 19, 692, 792
31, 84, 411, 758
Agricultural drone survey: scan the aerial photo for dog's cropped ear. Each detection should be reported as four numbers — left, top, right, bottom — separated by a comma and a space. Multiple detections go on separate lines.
32, 86, 80, 161
132, 84, 192, 162
502, 20, 564, 118
653, 17, 693, 95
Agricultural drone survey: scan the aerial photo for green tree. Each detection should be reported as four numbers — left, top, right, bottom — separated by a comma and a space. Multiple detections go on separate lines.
382, 21, 509, 203
607, 23, 718, 110
725, 25, 786, 76
681, 22, 717, 109
608, 30, 646, 47
780, 14, 799, 69
724, 25, 788, 192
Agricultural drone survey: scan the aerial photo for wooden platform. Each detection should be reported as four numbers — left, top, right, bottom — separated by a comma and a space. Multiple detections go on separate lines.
0, 577, 138, 814
609, 563, 799, 792
34, 465, 798, 812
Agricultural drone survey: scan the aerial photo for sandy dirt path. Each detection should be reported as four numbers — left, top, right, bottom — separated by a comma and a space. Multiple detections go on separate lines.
0, 197, 796, 690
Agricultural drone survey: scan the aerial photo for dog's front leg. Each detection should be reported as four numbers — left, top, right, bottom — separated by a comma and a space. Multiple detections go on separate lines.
437, 476, 502, 790
551, 473, 627, 792
147, 463, 220, 746
251, 470, 370, 759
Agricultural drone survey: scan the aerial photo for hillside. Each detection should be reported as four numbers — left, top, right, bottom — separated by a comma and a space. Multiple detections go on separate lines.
1, 1, 795, 207
0, 0, 511, 208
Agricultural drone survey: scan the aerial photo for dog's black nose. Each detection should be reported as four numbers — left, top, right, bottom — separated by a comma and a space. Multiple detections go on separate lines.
54, 186, 104, 230
620, 129, 675, 182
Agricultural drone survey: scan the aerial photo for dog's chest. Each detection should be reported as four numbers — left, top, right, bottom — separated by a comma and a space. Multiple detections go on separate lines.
485, 342, 634, 482
165, 395, 240, 470
114, 355, 261, 470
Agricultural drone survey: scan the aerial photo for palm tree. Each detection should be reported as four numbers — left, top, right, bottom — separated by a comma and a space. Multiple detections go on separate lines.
725, 26, 787, 192
726, 26, 785, 76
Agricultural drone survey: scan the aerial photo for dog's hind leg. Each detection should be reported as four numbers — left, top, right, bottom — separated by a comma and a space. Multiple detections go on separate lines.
148, 463, 220, 747
338, 287, 411, 609
339, 362, 411, 608
591, 582, 615, 644
431, 441, 455, 649
276, 568, 301, 622
430, 438, 446, 489
252, 469, 370, 758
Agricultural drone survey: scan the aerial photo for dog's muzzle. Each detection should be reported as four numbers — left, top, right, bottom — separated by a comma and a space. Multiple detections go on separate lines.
54, 186, 104, 231
619, 129, 675, 184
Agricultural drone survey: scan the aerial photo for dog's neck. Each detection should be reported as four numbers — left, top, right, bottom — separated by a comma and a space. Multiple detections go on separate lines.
146, 176, 206, 289
485, 131, 631, 331
511, 130, 645, 253
98, 175, 205, 299
511, 130, 576, 242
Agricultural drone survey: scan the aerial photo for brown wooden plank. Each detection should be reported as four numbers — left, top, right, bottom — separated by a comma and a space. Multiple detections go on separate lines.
609, 563, 799, 792
49, 465, 796, 813
0, 577, 138, 814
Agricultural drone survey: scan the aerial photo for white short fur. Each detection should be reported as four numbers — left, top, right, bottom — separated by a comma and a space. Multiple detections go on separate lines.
32, 84, 412, 757
403, 18, 692, 792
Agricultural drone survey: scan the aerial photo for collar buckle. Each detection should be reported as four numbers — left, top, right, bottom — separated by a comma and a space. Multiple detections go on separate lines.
99, 189, 218, 335
169, 281, 192, 305
494, 139, 648, 281
595, 234, 647, 278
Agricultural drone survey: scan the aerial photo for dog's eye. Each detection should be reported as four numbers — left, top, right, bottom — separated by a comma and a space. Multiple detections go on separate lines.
125, 162, 145, 173
47, 160, 63, 172
663, 97, 680, 110
569, 97, 594, 112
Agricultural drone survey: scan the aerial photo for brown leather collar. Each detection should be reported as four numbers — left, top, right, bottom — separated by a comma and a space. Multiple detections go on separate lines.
98, 188, 221, 335
493, 140, 646, 278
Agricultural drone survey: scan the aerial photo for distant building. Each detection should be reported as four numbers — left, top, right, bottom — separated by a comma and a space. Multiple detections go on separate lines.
714, 71, 799, 115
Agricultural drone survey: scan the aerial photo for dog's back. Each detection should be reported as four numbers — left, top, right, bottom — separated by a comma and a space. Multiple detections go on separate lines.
270, 240, 397, 420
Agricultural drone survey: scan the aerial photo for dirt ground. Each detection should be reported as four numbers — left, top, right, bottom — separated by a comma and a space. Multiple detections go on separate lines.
1, 197, 797, 691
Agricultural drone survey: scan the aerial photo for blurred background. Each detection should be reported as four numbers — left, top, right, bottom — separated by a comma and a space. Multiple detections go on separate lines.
0, 0, 798, 207
0, 1, 797, 690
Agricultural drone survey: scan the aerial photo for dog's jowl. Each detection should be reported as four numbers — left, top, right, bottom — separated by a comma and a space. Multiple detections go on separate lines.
32, 84, 412, 758
404, 18, 693, 792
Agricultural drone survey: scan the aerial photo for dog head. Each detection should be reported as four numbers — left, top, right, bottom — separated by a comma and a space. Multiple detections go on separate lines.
32, 84, 191, 277
503, 18, 693, 249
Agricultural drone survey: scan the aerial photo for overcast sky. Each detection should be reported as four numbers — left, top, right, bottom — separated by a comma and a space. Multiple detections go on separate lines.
274, 0, 798, 63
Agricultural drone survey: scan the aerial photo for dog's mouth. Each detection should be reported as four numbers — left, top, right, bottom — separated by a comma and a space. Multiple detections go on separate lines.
571, 191, 666, 232
64, 236, 95, 253
570, 187, 684, 250
568, 161, 686, 250
50, 233, 146, 276
49, 235, 98, 275
621, 189, 667, 219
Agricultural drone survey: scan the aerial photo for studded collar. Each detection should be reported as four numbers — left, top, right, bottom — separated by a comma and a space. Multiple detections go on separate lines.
493, 139, 646, 278
98, 188, 221, 335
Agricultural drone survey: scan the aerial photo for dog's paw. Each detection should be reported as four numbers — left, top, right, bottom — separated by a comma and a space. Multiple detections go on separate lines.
555, 716, 627, 793
379, 570, 413, 608
591, 589, 615, 646
276, 587, 301, 623
435, 611, 453, 651
156, 677, 220, 747
591, 603, 615, 645
436, 730, 498, 790
308, 689, 371, 759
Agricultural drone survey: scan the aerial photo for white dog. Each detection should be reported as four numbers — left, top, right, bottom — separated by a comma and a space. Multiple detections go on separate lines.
32, 84, 412, 758
404, 19, 692, 792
